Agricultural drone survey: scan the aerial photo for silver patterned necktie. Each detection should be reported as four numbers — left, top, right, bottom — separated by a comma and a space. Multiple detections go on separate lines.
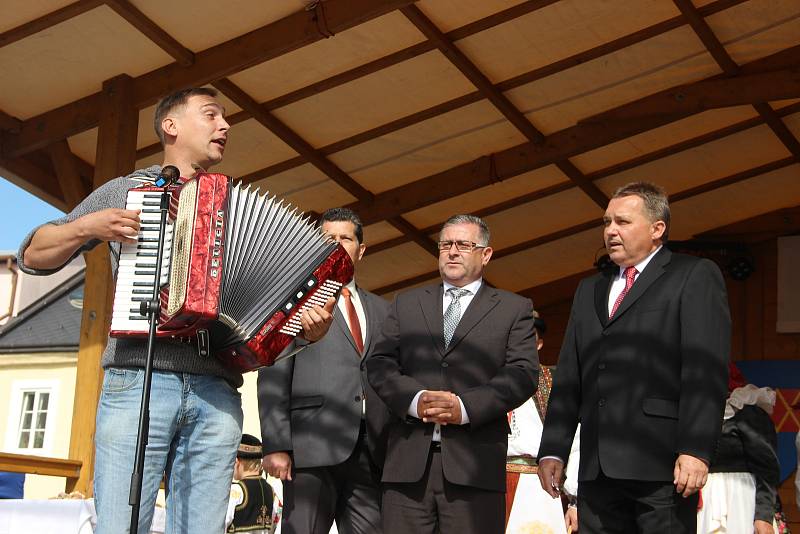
443, 287, 471, 349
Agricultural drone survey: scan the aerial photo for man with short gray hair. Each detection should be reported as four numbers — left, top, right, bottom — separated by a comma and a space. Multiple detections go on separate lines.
367, 214, 539, 533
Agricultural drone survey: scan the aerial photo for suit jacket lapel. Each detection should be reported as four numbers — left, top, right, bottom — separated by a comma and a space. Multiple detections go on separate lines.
358, 288, 376, 355
445, 283, 499, 356
607, 247, 671, 325
420, 284, 445, 357
594, 270, 614, 328
333, 307, 360, 355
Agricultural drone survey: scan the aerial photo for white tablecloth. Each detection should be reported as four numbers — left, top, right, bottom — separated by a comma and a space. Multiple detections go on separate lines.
0, 499, 95, 534
0, 499, 166, 534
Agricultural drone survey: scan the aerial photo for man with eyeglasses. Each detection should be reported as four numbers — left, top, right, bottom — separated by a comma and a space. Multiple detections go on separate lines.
366, 214, 539, 534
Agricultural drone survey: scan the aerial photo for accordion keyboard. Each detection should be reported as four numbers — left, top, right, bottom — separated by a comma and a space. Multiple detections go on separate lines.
110, 190, 173, 334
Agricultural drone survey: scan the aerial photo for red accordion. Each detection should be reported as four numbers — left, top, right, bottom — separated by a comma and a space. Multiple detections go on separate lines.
110, 173, 353, 372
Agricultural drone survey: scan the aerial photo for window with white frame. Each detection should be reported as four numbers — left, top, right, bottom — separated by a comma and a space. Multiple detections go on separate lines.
4, 380, 59, 455
17, 389, 50, 449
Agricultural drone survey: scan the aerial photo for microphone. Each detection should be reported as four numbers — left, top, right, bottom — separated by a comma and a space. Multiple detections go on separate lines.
154, 165, 180, 188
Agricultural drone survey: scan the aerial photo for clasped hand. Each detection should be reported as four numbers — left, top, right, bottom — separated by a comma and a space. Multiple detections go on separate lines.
418, 390, 462, 425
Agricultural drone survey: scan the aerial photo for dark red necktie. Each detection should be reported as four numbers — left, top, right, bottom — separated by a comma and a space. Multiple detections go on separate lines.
340, 287, 364, 354
609, 266, 637, 319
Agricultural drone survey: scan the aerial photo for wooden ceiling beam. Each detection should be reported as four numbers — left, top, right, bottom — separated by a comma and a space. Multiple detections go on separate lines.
236, 0, 749, 186
2, 0, 416, 158
264, 0, 561, 111
753, 102, 800, 160
581, 67, 800, 124
0, 155, 67, 211
674, 0, 800, 160
213, 78, 373, 201
367, 99, 800, 256
48, 140, 89, 210
0, 111, 21, 133
0, 0, 104, 49
401, 4, 609, 209
213, 78, 442, 258
372, 155, 798, 295
104, 0, 194, 67
344, 49, 800, 227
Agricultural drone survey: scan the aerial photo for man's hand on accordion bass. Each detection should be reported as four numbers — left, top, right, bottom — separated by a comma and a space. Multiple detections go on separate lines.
297, 297, 336, 343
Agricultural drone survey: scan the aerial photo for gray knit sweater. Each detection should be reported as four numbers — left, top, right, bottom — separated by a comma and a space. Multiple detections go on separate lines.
18, 165, 243, 387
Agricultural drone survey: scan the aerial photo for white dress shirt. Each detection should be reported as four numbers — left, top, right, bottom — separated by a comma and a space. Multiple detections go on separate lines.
408, 278, 482, 441
607, 245, 662, 315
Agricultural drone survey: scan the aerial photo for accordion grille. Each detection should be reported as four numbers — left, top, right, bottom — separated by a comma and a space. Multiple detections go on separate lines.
167, 180, 198, 316
214, 182, 338, 347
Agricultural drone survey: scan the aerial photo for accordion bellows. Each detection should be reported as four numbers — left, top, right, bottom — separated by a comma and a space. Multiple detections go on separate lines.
110, 173, 354, 372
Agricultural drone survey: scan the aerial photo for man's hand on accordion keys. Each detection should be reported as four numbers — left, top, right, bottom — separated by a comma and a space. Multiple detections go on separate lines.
297, 296, 336, 343
79, 208, 141, 244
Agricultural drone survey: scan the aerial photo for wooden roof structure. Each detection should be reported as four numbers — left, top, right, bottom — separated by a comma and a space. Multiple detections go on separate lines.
2, 0, 799, 297
1, 0, 799, 493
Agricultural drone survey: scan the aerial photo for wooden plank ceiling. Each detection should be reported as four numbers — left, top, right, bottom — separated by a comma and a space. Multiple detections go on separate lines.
1, 0, 799, 300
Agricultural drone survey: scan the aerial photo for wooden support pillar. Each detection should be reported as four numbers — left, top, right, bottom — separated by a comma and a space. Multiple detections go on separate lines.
66, 74, 138, 495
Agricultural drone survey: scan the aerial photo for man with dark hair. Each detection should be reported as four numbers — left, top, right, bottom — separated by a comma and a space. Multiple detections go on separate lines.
538, 181, 730, 533
258, 207, 391, 534
18, 87, 334, 534
367, 214, 539, 534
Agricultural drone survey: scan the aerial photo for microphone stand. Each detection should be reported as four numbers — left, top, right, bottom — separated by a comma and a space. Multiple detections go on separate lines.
128, 166, 178, 533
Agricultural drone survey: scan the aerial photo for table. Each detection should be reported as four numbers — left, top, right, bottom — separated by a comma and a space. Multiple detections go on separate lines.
0, 499, 166, 533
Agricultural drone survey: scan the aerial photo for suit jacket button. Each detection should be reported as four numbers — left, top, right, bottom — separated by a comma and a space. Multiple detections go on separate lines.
441, 362, 449, 368
598, 398, 606, 407
354, 395, 361, 402
598, 363, 606, 370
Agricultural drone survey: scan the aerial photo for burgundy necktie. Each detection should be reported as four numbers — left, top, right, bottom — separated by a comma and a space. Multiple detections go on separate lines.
609, 266, 637, 319
340, 287, 364, 354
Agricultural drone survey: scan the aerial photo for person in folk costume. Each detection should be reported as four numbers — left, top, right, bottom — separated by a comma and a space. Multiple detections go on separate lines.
697, 363, 784, 534
505, 311, 580, 534
226, 434, 281, 534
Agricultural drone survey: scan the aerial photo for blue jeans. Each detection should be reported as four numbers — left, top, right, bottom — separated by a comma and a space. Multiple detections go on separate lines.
94, 368, 243, 534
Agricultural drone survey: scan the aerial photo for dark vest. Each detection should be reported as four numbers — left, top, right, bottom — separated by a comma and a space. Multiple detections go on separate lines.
227, 477, 274, 533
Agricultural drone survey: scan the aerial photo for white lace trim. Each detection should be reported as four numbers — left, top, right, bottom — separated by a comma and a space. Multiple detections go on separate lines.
724, 384, 776, 420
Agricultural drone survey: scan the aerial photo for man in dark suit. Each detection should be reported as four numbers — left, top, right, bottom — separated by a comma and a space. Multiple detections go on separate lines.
366, 214, 539, 534
258, 208, 391, 534
538, 182, 730, 533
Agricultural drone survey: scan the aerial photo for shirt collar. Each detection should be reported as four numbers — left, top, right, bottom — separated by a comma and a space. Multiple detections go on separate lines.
443, 278, 483, 296
618, 245, 662, 279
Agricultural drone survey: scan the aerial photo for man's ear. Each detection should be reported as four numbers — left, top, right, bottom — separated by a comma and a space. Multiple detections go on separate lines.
651, 220, 666, 241
161, 116, 178, 140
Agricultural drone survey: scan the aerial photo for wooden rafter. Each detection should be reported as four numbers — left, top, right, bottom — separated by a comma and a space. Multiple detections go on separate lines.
342, 49, 800, 227
673, 0, 800, 160
0, 111, 21, 133
1, 0, 416, 158
366, 98, 799, 257
401, 4, 608, 209
104, 0, 194, 66
0, 0, 104, 49
212, 78, 440, 258
132, 0, 565, 165
48, 140, 88, 210
371, 155, 799, 295
234, 0, 748, 187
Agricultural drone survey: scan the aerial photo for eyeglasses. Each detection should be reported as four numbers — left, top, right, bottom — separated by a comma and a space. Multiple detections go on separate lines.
437, 240, 488, 253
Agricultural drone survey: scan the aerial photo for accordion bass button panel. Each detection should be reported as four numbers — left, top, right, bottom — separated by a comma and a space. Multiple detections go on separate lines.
279, 279, 343, 336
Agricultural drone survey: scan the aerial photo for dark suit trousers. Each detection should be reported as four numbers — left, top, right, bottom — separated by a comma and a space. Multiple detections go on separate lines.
381, 443, 504, 534
281, 424, 382, 534
580, 471, 699, 534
